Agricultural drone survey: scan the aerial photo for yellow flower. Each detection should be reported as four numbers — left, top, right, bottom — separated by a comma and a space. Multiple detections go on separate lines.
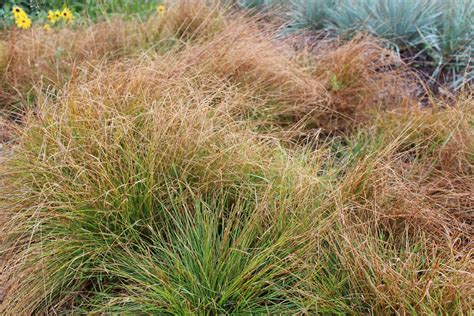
13, 6, 31, 30
61, 8, 74, 22
43, 24, 51, 32
157, 5, 166, 14
12, 6, 27, 20
48, 10, 58, 23
15, 16, 32, 30
55, 10, 61, 20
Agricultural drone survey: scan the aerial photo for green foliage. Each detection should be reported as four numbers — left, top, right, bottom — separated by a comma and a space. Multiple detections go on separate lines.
0, 0, 162, 28
0, 86, 329, 313
63, 0, 160, 20
329, 73, 343, 91
80, 194, 306, 313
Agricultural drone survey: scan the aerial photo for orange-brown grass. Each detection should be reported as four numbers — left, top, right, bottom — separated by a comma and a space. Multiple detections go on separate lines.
176, 27, 420, 134
1, 1, 419, 135
60, 19, 329, 128
318, 225, 473, 314
0, 1, 472, 314
0, 0, 226, 112
50, 18, 420, 140
163, 0, 226, 41
2, 19, 157, 110
0, 40, 7, 69
0, 116, 15, 144
338, 99, 473, 244
300, 97, 473, 314
303, 35, 419, 131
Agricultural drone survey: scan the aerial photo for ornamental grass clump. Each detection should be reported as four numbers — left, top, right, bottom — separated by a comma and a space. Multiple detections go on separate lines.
0, 1, 473, 314
1, 93, 472, 314
314, 98, 474, 313
337, 99, 473, 245
2, 18, 150, 111
0, 70, 330, 313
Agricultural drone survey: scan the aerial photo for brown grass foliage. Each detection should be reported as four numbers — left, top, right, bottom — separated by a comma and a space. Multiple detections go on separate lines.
279, 96, 472, 314
164, 0, 226, 40
309, 36, 418, 129
339, 100, 473, 242
1, 0, 418, 133
0, 0, 472, 314
0, 0, 226, 111
2, 19, 152, 107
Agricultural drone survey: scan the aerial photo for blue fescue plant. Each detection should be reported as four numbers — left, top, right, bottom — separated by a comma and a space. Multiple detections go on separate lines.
257, 0, 473, 90
428, 0, 473, 89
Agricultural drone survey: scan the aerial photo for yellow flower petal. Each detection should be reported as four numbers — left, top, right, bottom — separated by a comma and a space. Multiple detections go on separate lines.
15, 16, 32, 30
61, 8, 74, 22
48, 10, 58, 23
12, 6, 27, 20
